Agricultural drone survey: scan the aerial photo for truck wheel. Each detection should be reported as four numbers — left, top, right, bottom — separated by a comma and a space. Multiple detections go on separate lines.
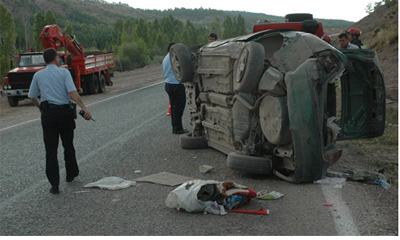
233, 42, 265, 93
170, 43, 194, 83
227, 152, 273, 175
180, 132, 208, 149
81, 78, 90, 95
7, 96, 19, 107
98, 74, 106, 93
285, 13, 313, 22
89, 74, 99, 94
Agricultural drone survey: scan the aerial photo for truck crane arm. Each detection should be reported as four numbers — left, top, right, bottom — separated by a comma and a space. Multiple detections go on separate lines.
40, 24, 83, 57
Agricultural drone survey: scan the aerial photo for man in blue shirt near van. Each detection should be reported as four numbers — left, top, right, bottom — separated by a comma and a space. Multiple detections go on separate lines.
163, 43, 188, 134
29, 48, 92, 194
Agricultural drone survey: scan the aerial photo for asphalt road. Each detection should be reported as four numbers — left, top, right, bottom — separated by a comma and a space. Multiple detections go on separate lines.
0, 82, 397, 236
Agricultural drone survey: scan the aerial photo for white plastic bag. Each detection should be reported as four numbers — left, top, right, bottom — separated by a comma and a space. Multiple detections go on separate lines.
165, 180, 221, 213
84, 177, 136, 190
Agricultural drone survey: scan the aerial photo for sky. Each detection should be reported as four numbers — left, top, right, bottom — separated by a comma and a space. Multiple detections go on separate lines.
106, 0, 376, 22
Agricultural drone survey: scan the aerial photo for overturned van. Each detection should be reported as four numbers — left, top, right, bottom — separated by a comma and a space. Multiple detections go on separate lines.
170, 30, 385, 183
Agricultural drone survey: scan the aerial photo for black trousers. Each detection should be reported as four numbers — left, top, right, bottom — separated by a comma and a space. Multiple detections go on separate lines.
165, 83, 186, 132
41, 107, 78, 187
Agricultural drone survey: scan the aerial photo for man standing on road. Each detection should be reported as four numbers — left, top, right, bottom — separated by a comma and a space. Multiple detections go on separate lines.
338, 33, 359, 49
163, 43, 188, 135
28, 48, 92, 194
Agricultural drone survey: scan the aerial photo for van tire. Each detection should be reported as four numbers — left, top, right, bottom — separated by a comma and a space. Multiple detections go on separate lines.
285, 14, 313, 22
233, 42, 265, 93
180, 132, 208, 149
227, 152, 273, 175
170, 44, 194, 83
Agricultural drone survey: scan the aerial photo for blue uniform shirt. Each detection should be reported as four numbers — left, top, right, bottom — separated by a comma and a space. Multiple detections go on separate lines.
28, 64, 77, 105
162, 53, 180, 84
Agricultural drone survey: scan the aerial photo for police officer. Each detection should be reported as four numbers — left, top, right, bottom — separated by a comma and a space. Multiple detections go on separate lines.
29, 48, 92, 194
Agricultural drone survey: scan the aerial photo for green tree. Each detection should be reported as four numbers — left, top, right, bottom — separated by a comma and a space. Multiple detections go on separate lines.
0, 4, 17, 82
112, 19, 124, 46
65, 21, 74, 36
33, 12, 45, 51
222, 16, 235, 39
211, 17, 221, 38
235, 15, 247, 35
44, 10, 56, 25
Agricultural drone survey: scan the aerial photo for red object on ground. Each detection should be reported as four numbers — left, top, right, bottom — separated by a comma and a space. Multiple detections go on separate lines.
323, 203, 334, 206
230, 208, 269, 215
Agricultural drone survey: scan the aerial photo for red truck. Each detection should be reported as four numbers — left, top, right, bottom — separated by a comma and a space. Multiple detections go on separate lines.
1, 24, 115, 107
253, 13, 324, 37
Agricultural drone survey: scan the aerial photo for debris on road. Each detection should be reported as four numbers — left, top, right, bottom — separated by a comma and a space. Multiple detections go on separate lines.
230, 208, 269, 215
344, 168, 388, 184
256, 190, 284, 200
134, 172, 196, 186
83, 177, 136, 190
199, 165, 213, 173
165, 180, 257, 215
323, 203, 334, 207
314, 177, 347, 187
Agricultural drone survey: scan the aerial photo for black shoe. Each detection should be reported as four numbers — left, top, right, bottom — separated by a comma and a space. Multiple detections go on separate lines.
174, 129, 189, 135
66, 173, 79, 183
50, 186, 59, 194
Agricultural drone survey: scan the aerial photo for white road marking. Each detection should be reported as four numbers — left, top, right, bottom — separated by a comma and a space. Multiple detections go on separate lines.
321, 185, 360, 235
0, 81, 163, 132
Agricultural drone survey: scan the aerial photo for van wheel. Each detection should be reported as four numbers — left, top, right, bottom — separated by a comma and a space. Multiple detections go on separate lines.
285, 13, 313, 22
89, 74, 99, 94
170, 43, 194, 83
98, 74, 106, 93
227, 152, 273, 175
7, 96, 19, 107
180, 132, 208, 149
233, 42, 265, 93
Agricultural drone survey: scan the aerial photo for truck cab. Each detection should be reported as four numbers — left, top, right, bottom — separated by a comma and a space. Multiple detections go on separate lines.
1, 51, 66, 107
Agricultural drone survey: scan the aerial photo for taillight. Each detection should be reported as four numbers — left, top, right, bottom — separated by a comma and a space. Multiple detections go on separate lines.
325, 149, 343, 166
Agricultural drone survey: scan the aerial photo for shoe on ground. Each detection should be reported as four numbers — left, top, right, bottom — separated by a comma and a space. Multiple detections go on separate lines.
50, 186, 59, 194
66, 173, 79, 183
173, 129, 189, 135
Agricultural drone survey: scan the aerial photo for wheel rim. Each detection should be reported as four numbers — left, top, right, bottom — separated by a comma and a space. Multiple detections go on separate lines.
171, 51, 182, 79
236, 49, 248, 84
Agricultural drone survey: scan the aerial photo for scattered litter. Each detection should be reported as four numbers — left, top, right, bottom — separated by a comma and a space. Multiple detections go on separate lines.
314, 177, 346, 186
135, 172, 196, 186
333, 184, 343, 189
326, 171, 350, 178
134, 170, 141, 174
199, 165, 213, 173
193, 156, 197, 159
256, 190, 284, 200
204, 202, 227, 216
74, 190, 91, 194
230, 208, 269, 215
165, 180, 256, 215
344, 169, 388, 184
323, 203, 334, 207
84, 177, 136, 190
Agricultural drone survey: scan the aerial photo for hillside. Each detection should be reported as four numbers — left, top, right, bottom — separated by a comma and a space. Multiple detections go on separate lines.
352, 3, 398, 101
1, 0, 353, 49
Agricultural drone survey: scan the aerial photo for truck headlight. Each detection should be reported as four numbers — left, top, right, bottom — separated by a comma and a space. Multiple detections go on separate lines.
3, 85, 8, 90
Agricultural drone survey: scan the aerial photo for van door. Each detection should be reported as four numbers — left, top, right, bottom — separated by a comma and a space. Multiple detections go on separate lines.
337, 49, 386, 140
